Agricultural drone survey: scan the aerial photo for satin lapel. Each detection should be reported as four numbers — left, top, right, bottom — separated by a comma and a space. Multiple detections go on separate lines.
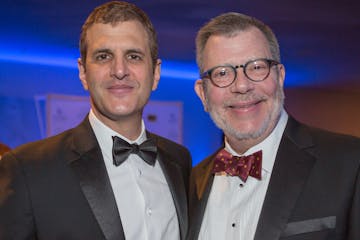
68, 118, 125, 240
188, 153, 217, 240
156, 146, 188, 240
195, 157, 215, 201
254, 118, 316, 240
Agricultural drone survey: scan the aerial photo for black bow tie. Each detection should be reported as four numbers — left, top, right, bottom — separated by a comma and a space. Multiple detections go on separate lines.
112, 136, 157, 166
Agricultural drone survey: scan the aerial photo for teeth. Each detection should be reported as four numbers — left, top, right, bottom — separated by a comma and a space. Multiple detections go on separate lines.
234, 104, 250, 108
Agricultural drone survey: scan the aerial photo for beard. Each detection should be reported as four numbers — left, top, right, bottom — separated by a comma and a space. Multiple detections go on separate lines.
206, 81, 285, 142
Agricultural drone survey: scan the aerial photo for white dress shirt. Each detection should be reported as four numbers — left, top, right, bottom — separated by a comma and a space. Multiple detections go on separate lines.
89, 110, 180, 240
198, 109, 288, 240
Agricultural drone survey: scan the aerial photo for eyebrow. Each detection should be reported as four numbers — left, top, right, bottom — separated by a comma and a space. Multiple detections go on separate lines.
91, 48, 112, 57
125, 48, 145, 56
91, 48, 146, 57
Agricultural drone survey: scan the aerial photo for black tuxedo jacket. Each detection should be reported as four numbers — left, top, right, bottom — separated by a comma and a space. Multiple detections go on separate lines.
188, 117, 360, 240
0, 117, 191, 240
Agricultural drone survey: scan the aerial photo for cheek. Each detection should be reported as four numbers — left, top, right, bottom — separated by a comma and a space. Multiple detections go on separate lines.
262, 81, 284, 118
86, 69, 106, 88
205, 90, 225, 112
261, 79, 279, 99
84, 77, 104, 100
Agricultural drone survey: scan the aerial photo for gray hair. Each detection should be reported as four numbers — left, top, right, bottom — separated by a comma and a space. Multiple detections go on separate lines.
196, 12, 280, 72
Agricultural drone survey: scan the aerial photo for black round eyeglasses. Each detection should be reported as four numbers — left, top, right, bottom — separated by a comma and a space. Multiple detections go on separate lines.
200, 58, 280, 88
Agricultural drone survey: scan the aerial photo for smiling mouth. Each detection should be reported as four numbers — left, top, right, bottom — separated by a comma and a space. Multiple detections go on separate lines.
109, 85, 132, 89
108, 84, 135, 94
228, 99, 263, 109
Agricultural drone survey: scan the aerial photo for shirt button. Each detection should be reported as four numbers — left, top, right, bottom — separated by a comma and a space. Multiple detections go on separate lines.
147, 208, 152, 216
232, 223, 236, 227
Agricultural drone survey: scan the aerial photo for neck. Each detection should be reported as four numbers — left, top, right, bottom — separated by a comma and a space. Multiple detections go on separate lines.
226, 136, 264, 155
93, 111, 143, 141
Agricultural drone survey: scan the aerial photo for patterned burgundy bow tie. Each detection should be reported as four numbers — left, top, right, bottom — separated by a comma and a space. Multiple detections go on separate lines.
112, 136, 157, 166
212, 149, 262, 182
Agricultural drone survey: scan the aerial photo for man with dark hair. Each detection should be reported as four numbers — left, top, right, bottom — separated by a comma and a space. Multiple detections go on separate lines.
188, 12, 360, 240
0, 2, 191, 240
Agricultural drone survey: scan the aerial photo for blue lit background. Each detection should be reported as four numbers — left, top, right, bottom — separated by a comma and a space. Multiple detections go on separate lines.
1, 0, 359, 165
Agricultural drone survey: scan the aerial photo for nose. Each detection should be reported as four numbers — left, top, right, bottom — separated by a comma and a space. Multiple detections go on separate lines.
230, 67, 254, 93
110, 56, 129, 80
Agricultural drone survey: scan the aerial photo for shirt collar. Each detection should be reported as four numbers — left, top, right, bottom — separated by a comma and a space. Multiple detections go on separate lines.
88, 109, 147, 155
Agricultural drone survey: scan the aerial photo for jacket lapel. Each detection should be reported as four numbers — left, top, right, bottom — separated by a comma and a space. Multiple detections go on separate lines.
254, 117, 316, 240
153, 134, 189, 240
195, 157, 215, 201
68, 118, 125, 240
188, 151, 218, 240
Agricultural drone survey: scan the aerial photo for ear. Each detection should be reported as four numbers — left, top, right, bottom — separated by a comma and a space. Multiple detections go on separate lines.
151, 59, 161, 91
277, 64, 285, 88
194, 79, 209, 112
78, 58, 89, 90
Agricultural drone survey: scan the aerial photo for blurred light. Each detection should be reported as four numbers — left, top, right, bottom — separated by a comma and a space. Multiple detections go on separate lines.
0, 44, 199, 80
161, 60, 199, 80
0, 40, 318, 86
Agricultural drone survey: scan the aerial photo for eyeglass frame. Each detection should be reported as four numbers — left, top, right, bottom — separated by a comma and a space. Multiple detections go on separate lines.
200, 58, 280, 88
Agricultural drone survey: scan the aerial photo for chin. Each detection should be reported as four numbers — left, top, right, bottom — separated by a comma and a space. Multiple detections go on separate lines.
221, 117, 270, 141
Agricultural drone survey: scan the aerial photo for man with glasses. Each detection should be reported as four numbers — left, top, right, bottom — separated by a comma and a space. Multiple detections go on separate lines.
188, 12, 360, 240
